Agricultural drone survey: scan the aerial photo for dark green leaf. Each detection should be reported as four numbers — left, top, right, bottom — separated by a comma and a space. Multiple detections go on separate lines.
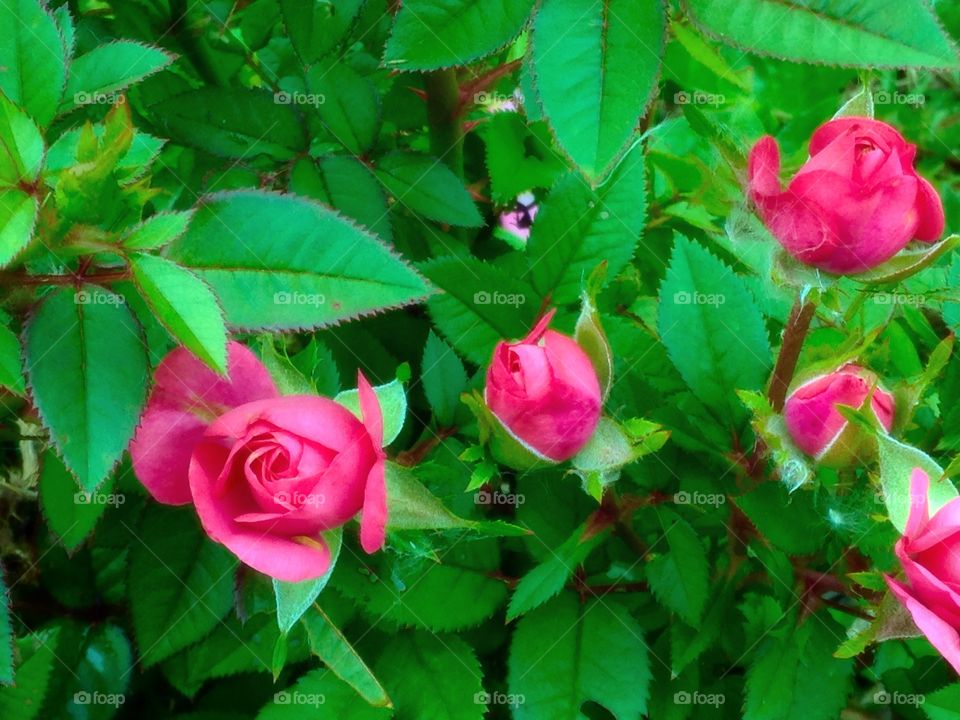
375, 153, 482, 227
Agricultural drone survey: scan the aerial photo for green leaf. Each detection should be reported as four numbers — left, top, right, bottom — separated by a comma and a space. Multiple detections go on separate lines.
384, 462, 525, 536
506, 523, 605, 621
39, 450, 112, 552
337, 538, 509, 631
307, 61, 380, 154
121, 210, 194, 250
420, 256, 538, 364
421, 331, 468, 427
531, 0, 665, 178
0, 0, 67, 127
336, 379, 406, 446
735, 482, 826, 555
130, 253, 228, 373
509, 593, 651, 718
0, 321, 23, 394
856, 235, 960, 284
62, 41, 173, 111
258, 668, 391, 720
483, 114, 567, 204
301, 606, 391, 708
527, 142, 646, 304
658, 234, 772, 421
45, 125, 165, 186
384, 0, 536, 70
744, 618, 854, 720
645, 509, 709, 626
281, 0, 365, 64
376, 632, 482, 720
24, 287, 148, 491
273, 528, 342, 635
168, 190, 432, 331
686, 0, 959, 69
878, 434, 956, 534
128, 506, 238, 666
150, 88, 307, 160
0, 628, 60, 719
375, 153, 482, 227
926, 684, 960, 719
0, 190, 38, 268
0, 563, 11, 685
290, 156, 393, 242
0, 92, 44, 186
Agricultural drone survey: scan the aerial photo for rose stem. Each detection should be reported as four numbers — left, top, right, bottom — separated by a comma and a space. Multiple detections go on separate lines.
768, 295, 818, 412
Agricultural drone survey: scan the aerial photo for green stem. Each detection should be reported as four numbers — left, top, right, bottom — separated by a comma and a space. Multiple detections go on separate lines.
768, 294, 819, 412
424, 69, 464, 177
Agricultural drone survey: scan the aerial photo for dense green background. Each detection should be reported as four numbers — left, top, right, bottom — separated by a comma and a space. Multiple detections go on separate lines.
2, 0, 960, 718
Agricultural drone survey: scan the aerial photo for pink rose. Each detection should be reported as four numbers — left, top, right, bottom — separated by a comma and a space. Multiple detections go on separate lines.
886, 468, 960, 674
748, 117, 944, 274
129, 341, 386, 582
485, 310, 601, 462
783, 364, 894, 465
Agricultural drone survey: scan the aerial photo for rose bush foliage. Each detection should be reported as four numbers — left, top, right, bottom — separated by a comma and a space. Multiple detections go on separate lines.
2, 1, 960, 720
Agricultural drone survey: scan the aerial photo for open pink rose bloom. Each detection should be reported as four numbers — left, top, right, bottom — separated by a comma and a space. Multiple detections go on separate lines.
783, 364, 894, 463
748, 117, 944, 274
130, 342, 386, 582
484, 310, 601, 462
886, 468, 960, 674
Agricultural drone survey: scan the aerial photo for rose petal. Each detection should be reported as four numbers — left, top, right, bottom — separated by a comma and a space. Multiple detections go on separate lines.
747, 136, 782, 198
915, 176, 946, 242
360, 457, 387, 553
905, 468, 931, 540
129, 342, 278, 505
886, 575, 960, 674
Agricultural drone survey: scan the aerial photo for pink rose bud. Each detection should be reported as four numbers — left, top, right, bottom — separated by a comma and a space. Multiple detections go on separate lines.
484, 310, 602, 462
498, 192, 538, 243
886, 468, 960, 674
748, 117, 944, 274
783, 364, 895, 466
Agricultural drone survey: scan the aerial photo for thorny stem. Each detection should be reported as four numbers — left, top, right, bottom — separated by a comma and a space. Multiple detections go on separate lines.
768, 294, 819, 412
0, 270, 130, 287
424, 69, 465, 178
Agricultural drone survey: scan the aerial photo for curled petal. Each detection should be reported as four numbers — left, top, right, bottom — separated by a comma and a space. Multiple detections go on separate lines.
915, 176, 946, 242
886, 575, 960, 675
129, 342, 277, 505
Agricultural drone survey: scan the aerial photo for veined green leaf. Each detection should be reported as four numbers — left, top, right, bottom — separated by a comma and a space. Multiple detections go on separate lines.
62, 41, 174, 111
